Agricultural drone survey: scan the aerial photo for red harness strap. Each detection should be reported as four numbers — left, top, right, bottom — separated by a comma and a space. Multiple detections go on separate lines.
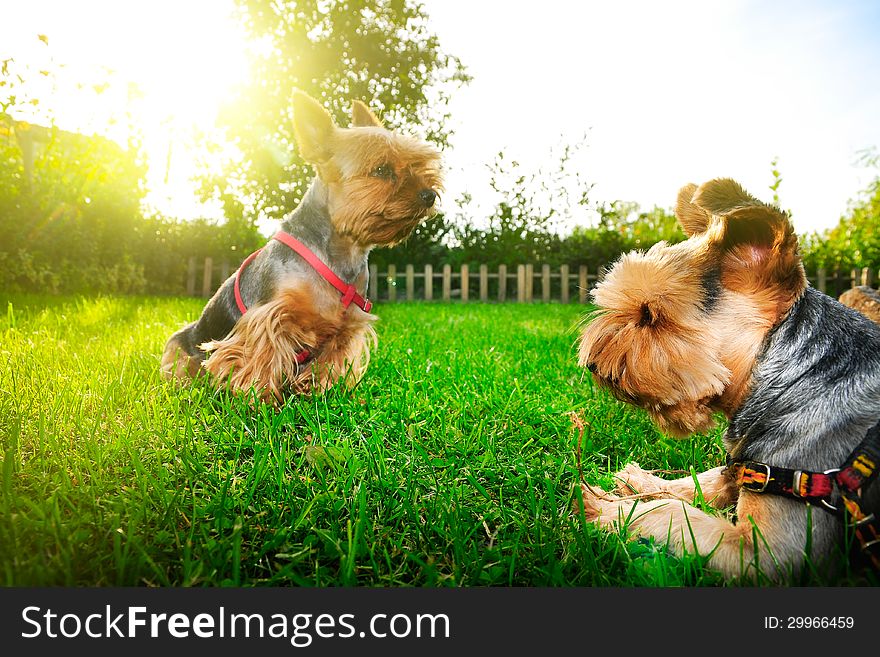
232, 231, 374, 366
233, 248, 263, 316
271, 231, 372, 313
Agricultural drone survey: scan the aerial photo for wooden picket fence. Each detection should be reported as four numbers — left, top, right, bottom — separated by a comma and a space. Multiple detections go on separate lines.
184, 257, 876, 304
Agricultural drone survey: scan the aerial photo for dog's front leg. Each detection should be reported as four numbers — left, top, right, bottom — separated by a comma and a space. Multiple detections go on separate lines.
202, 288, 327, 402
580, 484, 826, 580
612, 464, 738, 508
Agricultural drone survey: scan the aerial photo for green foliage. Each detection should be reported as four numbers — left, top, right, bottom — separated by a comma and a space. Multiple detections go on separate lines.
557, 202, 686, 270
133, 214, 266, 294
0, 115, 267, 295
371, 208, 456, 269
0, 117, 148, 293
800, 153, 880, 273
0, 48, 268, 296
4, 19, 874, 296
376, 140, 686, 270
3, 295, 872, 586
202, 0, 470, 222
769, 156, 783, 207
451, 148, 578, 267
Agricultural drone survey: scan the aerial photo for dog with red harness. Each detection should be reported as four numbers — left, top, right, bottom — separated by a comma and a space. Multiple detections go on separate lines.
161, 89, 441, 402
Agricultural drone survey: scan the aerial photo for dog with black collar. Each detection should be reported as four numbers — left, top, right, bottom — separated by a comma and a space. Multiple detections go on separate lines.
578, 178, 880, 580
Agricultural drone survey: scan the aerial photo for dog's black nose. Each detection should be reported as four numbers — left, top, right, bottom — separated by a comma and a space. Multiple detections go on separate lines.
419, 189, 437, 207
586, 362, 597, 373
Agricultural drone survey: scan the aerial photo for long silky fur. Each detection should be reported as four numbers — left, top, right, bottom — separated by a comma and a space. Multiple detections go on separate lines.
201, 287, 376, 403
160, 91, 439, 404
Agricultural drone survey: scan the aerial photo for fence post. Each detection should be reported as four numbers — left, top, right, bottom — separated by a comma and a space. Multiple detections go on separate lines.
498, 264, 507, 302
851, 268, 858, 289
479, 264, 488, 301
542, 264, 551, 302
817, 267, 827, 294
186, 257, 196, 296
406, 264, 414, 301
460, 264, 469, 302
201, 257, 213, 297
387, 264, 397, 302
517, 265, 525, 302
369, 264, 378, 300
525, 264, 534, 302
862, 267, 873, 288
424, 264, 433, 301
560, 264, 570, 304
220, 260, 230, 282
578, 265, 588, 303
442, 264, 451, 300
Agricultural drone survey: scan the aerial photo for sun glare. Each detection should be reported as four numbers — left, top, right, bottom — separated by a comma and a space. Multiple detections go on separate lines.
1, 0, 252, 219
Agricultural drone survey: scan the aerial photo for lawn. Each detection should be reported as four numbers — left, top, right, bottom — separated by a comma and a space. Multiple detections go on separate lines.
0, 295, 872, 586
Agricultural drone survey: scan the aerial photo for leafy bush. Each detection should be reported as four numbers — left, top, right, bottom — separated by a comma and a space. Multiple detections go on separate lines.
0, 118, 264, 295
800, 160, 880, 274
375, 143, 686, 271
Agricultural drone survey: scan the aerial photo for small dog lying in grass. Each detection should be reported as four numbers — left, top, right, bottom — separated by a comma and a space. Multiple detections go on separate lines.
162, 90, 441, 402
839, 286, 880, 324
578, 178, 880, 580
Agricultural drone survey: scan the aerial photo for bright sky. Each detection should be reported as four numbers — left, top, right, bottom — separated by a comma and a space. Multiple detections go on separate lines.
0, 0, 250, 220
2, 0, 879, 235
426, 0, 880, 233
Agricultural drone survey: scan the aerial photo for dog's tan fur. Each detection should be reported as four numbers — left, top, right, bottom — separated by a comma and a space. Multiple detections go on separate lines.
200, 287, 376, 403
161, 91, 439, 402
579, 179, 806, 437
582, 465, 811, 578
161, 339, 203, 381
577, 178, 823, 580
294, 94, 443, 247
839, 286, 880, 323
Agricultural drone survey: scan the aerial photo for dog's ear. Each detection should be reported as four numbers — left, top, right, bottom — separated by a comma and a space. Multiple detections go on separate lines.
696, 179, 804, 296
675, 183, 710, 236
351, 100, 383, 128
292, 90, 337, 163
690, 178, 764, 216
713, 205, 797, 257
694, 178, 795, 256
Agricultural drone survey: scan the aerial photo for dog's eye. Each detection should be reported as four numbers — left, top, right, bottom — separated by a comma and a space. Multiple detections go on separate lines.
638, 303, 655, 327
370, 164, 395, 180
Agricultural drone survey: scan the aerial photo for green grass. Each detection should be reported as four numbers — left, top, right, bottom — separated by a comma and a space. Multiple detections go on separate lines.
0, 294, 873, 586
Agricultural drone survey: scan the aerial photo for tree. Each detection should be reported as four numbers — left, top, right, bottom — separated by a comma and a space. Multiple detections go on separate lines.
200, 0, 469, 224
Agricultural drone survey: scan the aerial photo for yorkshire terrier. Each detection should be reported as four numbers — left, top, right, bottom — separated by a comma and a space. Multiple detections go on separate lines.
161, 90, 442, 402
578, 178, 880, 580
839, 286, 880, 324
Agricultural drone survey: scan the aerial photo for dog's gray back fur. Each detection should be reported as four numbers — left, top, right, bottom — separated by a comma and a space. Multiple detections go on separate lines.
166, 179, 371, 359
728, 286, 880, 467
727, 286, 880, 553
240, 179, 370, 308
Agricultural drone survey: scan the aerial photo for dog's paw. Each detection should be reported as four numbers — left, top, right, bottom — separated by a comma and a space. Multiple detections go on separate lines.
577, 483, 617, 522
160, 342, 203, 383
612, 462, 665, 497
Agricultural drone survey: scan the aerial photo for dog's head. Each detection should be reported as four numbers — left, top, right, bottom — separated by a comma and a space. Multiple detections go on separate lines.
578, 178, 806, 437
291, 90, 442, 246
